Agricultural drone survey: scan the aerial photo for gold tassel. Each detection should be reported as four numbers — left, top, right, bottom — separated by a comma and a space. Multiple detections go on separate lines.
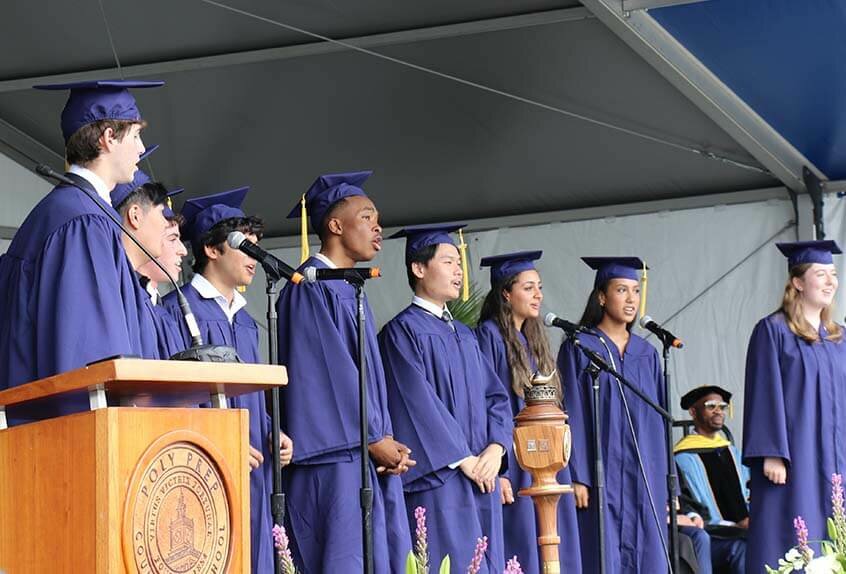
300, 194, 310, 264
729, 402, 734, 419
639, 260, 649, 320
458, 229, 470, 302
166, 197, 173, 210
236, 285, 247, 293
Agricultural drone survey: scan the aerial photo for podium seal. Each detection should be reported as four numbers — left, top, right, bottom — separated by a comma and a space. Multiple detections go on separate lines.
124, 432, 234, 573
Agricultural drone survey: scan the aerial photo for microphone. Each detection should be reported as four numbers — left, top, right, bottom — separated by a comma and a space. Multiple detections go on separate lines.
226, 231, 304, 285
35, 164, 208, 352
544, 312, 590, 335
640, 316, 684, 349
302, 266, 381, 283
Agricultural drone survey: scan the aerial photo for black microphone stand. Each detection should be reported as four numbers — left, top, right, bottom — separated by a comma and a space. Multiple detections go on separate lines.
265, 272, 286, 574
351, 278, 374, 574
580, 341, 608, 574
662, 340, 680, 574
569, 333, 678, 574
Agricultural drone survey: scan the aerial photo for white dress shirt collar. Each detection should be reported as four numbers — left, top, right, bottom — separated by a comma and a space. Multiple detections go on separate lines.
67, 164, 112, 204
412, 296, 452, 320
191, 273, 247, 324
313, 252, 338, 269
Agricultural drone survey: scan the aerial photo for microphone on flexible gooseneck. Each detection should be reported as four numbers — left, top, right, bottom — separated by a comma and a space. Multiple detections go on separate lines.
226, 231, 304, 284
35, 164, 238, 362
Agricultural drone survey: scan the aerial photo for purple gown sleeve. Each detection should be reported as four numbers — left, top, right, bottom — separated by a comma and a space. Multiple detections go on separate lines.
277, 281, 385, 463
378, 319, 472, 484
558, 337, 593, 487
742, 318, 791, 465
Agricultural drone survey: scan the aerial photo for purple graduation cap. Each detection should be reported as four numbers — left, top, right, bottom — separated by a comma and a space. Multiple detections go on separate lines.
139, 143, 159, 161
33, 79, 164, 143
480, 250, 542, 286
180, 187, 249, 248
389, 223, 467, 261
287, 170, 372, 232
162, 187, 185, 219
110, 144, 183, 213
581, 256, 646, 288
776, 240, 842, 268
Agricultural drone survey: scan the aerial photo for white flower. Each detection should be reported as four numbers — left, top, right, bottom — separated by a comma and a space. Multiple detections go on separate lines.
805, 554, 840, 574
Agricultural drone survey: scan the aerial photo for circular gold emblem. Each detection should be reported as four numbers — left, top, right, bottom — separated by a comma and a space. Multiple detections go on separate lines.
124, 433, 234, 573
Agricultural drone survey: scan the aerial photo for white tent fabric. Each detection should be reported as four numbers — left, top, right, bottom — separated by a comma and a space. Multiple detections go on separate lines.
0, 153, 51, 230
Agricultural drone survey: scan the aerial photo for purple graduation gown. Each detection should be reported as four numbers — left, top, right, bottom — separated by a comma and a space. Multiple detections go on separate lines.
475, 319, 583, 573
275, 256, 410, 573
558, 329, 669, 573
146, 285, 187, 359
742, 313, 846, 572
0, 173, 160, 424
379, 305, 512, 573
162, 284, 274, 574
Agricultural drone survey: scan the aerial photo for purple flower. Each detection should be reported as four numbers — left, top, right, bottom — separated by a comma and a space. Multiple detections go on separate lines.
273, 524, 299, 574
414, 506, 430, 573
503, 556, 524, 574
467, 536, 488, 574
832, 473, 846, 553
794, 515, 812, 562
832, 473, 844, 520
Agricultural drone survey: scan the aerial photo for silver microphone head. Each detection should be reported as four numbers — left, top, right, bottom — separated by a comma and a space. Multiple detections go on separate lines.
303, 267, 318, 283
226, 230, 246, 249
639, 315, 653, 328
543, 312, 557, 327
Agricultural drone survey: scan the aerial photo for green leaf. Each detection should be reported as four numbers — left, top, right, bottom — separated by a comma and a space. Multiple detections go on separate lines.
830, 517, 838, 540
405, 551, 419, 574
446, 281, 486, 327
822, 540, 835, 555
438, 555, 451, 574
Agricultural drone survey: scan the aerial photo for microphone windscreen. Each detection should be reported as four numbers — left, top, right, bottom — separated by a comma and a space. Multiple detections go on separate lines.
227, 230, 246, 249
543, 312, 556, 327
639, 315, 653, 328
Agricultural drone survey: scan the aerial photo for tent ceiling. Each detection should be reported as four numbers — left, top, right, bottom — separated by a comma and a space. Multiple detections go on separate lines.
0, 0, 777, 236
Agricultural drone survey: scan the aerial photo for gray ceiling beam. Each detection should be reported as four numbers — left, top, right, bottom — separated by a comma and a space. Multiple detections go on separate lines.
579, 0, 824, 193
0, 117, 64, 174
0, 7, 593, 93
623, 0, 711, 10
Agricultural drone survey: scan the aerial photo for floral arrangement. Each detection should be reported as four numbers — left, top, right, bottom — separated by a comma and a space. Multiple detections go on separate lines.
766, 474, 846, 573
405, 506, 523, 574
274, 506, 525, 574
272, 523, 300, 574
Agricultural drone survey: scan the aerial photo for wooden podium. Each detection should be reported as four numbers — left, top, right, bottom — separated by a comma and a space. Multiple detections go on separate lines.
0, 359, 287, 574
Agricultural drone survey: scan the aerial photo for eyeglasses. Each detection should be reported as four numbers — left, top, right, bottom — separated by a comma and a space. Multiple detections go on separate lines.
703, 400, 729, 411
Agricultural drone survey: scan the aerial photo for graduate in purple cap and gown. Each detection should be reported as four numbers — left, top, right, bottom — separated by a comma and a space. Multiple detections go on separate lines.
474, 251, 582, 573
111, 145, 187, 358
557, 257, 669, 573
162, 188, 294, 574
276, 171, 412, 573
379, 223, 512, 573
743, 240, 846, 572
0, 80, 163, 424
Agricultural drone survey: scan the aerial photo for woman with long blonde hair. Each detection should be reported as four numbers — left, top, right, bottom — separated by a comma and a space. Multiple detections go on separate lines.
743, 240, 846, 572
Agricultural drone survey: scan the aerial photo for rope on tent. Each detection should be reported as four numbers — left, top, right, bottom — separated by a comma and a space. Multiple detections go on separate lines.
194, 0, 769, 176
644, 219, 795, 339
95, 0, 161, 180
